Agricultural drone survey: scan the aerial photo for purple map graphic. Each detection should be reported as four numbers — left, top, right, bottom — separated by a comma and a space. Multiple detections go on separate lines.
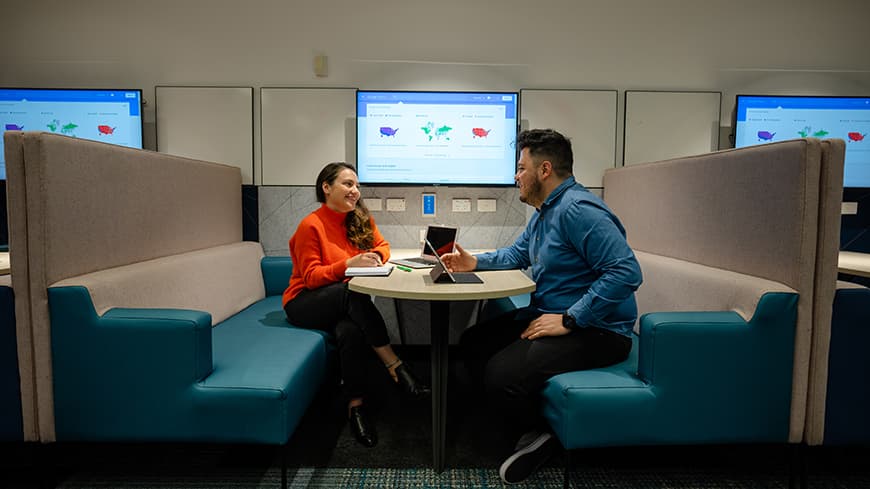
757, 131, 776, 141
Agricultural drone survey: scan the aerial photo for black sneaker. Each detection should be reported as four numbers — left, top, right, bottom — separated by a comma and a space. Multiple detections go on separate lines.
498, 431, 559, 484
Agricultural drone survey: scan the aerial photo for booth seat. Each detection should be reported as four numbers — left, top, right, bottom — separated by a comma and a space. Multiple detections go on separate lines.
3, 131, 329, 472
1, 274, 23, 441
543, 252, 798, 447
530, 139, 842, 486
46, 245, 327, 443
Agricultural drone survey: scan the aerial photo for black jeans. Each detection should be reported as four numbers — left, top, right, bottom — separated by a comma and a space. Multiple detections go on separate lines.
460, 308, 632, 441
284, 282, 391, 400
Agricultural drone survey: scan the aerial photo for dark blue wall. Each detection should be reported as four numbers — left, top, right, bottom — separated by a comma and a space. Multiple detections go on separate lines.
839, 188, 870, 286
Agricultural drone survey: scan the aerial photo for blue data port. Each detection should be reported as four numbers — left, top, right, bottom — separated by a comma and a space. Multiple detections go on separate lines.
422, 193, 436, 217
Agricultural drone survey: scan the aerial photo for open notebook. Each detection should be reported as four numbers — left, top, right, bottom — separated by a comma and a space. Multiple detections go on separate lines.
346, 264, 394, 277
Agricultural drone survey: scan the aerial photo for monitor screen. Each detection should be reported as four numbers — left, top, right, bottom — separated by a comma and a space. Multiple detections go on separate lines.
733, 94, 870, 188
0, 88, 144, 180
356, 90, 519, 186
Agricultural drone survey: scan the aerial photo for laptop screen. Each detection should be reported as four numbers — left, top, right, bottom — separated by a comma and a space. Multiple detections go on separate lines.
422, 225, 457, 258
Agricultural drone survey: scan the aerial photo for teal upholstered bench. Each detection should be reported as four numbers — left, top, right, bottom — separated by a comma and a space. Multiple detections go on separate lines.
46, 247, 330, 445
537, 139, 830, 488
543, 291, 797, 449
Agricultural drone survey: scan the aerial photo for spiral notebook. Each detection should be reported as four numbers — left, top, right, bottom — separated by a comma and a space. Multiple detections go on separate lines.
346, 264, 394, 277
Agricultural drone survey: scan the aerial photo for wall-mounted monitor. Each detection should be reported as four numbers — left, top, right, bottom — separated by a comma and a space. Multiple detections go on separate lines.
356, 90, 519, 186
733, 94, 870, 188
0, 88, 144, 180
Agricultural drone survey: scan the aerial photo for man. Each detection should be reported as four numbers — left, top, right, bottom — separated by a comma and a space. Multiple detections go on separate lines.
442, 129, 642, 483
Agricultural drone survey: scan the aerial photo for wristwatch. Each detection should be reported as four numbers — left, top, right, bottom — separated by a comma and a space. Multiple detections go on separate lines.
562, 312, 577, 330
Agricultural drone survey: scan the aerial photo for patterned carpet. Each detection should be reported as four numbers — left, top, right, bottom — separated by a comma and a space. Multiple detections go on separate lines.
40, 465, 870, 489
53, 467, 564, 489
3, 354, 870, 488
3, 442, 870, 489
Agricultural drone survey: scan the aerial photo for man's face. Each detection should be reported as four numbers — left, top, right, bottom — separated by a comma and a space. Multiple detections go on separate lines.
515, 148, 544, 207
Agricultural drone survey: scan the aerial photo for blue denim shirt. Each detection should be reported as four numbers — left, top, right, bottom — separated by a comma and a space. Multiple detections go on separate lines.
475, 177, 643, 337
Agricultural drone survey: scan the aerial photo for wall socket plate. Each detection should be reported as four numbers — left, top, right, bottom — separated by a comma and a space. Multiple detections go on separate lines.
478, 198, 497, 212
363, 198, 382, 211
386, 198, 406, 212
842, 202, 858, 215
452, 198, 471, 212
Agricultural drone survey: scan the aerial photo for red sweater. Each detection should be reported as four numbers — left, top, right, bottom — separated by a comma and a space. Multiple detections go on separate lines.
282, 204, 390, 307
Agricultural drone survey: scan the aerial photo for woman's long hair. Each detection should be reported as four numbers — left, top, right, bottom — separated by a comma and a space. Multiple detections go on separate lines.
315, 162, 374, 250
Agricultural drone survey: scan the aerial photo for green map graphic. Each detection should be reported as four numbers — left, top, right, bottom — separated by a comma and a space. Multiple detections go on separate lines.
421, 122, 452, 141
61, 122, 78, 135
46, 119, 79, 137
797, 126, 829, 138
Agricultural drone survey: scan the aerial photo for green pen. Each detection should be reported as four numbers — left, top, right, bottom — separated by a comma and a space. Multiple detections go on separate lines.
395, 265, 413, 272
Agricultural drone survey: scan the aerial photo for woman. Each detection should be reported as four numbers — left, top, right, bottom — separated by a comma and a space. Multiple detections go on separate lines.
282, 162, 430, 448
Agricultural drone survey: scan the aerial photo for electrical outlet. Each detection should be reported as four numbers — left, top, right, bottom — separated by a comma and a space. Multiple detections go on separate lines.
478, 198, 497, 212
364, 198, 382, 211
419, 229, 427, 243
842, 202, 858, 215
386, 198, 406, 212
452, 198, 471, 212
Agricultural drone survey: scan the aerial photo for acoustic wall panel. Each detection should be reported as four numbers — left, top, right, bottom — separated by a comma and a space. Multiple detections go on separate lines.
520, 89, 617, 188
260, 88, 356, 186
624, 90, 721, 165
155, 86, 254, 184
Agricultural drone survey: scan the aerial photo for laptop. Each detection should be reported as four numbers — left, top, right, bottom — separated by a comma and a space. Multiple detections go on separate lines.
390, 225, 458, 269
426, 238, 483, 284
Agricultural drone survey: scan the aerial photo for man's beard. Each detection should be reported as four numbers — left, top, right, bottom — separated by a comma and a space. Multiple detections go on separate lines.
519, 177, 543, 205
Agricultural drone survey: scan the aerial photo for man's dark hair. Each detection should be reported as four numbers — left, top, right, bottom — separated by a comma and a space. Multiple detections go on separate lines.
516, 129, 573, 178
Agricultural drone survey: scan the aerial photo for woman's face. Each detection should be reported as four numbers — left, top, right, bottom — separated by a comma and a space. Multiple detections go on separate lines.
322, 168, 360, 213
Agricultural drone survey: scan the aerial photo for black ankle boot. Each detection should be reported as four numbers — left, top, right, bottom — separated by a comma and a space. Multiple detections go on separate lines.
348, 405, 377, 448
395, 363, 431, 400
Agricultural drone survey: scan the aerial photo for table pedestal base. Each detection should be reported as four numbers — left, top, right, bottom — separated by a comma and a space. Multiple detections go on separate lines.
430, 301, 449, 472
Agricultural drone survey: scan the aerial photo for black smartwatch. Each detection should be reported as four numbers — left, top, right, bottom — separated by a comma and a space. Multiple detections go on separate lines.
562, 313, 577, 330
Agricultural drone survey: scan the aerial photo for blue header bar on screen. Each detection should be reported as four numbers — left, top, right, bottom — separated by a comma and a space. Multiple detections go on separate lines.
0, 89, 141, 116
736, 95, 870, 121
358, 91, 517, 117
0, 88, 145, 180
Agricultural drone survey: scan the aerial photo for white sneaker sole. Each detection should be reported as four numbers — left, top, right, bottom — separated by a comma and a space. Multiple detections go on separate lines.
498, 432, 555, 484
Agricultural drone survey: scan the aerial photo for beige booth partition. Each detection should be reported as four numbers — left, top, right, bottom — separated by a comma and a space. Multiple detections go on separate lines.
603, 138, 826, 443
804, 139, 846, 445
4, 131, 242, 441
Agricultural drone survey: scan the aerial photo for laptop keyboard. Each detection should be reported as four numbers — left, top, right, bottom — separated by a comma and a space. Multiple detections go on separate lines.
400, 257, 432, 265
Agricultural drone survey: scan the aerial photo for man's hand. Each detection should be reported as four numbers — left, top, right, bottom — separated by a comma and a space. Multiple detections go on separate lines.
441, 243, 477, 272
521, 313, 572, 340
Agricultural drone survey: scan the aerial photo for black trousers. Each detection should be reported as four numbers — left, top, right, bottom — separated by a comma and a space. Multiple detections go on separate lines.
460, 308, 632, 442
284, 282, 391, 400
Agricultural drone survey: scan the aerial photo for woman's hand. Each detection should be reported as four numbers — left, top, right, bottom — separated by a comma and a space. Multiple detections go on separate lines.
346, 252, 383, 268
441, 243, 476, 272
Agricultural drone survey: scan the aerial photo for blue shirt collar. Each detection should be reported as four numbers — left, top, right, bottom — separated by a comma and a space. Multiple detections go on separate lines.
540, 176, 577, 209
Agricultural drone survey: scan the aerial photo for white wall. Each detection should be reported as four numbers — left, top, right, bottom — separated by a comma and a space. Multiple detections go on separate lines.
4, 0, 870, 183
